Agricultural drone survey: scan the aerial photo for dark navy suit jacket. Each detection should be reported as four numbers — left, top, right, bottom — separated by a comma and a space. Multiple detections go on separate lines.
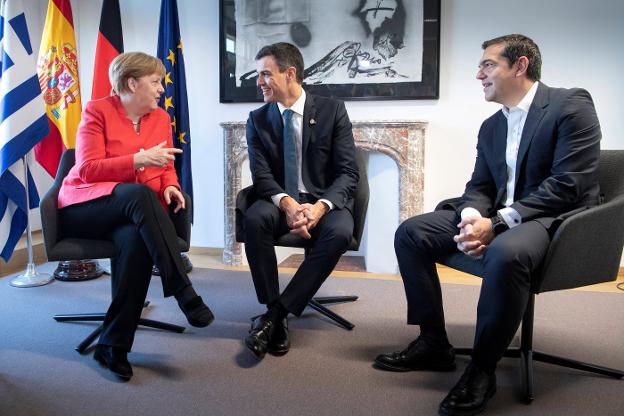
447, 83, 602, 229
246, 93, 359, 213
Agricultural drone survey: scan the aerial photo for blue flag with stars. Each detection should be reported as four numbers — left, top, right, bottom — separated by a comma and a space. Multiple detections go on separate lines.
157, 0, 193, 220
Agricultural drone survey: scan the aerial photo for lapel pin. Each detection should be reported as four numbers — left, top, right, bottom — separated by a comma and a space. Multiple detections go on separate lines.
309, 118, 316, 125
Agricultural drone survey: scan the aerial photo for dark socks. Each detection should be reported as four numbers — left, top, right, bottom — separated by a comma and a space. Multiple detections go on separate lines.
420, 324, 452, 349
266, 300, 289, 323
174, 285, 198, 304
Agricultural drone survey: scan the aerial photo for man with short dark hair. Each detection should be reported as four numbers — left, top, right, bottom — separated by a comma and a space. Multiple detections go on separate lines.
243, 42, 359, 359
374, 34, 601, 415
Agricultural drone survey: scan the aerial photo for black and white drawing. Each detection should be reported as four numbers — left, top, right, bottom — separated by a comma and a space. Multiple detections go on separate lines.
220, 0, 440, 102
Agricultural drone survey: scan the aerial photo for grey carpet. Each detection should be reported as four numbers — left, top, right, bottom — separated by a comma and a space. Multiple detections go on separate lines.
1, 264, 622, 416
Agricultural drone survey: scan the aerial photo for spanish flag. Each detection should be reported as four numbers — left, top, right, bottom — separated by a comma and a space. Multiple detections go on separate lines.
35, 0, 81, 177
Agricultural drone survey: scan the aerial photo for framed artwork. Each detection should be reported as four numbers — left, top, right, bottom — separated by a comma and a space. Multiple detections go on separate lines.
219, 0, 441, 102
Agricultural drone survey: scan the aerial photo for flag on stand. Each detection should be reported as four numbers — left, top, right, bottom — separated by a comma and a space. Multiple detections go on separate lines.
0, 0, 50, 262
157, 0, 193, 219
35, 0, 81, 177
91, 0, 123, 99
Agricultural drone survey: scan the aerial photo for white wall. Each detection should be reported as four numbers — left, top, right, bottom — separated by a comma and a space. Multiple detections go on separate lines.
24, 0, 624, 269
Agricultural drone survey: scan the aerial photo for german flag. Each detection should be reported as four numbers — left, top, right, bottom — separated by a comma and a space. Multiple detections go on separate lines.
91, 0, 123, 99
35, 0, 81, 177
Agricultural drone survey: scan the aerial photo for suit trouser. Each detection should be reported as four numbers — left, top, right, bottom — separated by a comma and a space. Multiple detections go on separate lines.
60, 183, 190, 351
244, 198, 354, 316
394, 209, 550, 373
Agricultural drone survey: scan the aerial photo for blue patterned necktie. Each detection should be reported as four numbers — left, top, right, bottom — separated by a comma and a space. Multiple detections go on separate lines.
282, 109, 298, 201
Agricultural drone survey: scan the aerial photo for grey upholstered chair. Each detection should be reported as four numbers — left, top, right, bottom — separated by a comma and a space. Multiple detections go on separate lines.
236, 149, 369, 330
435, 149, 624, 402
40, 149, 191, 353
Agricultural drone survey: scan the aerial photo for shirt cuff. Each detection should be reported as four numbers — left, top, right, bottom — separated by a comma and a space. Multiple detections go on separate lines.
498, 207, 522, 228
318, 198, 333, 211
460, 207, 482, 221
271, 193, 288, 207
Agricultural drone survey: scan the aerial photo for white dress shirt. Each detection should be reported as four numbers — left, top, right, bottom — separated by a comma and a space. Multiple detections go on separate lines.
271, 89, 333, 210
461, 81, 539, 228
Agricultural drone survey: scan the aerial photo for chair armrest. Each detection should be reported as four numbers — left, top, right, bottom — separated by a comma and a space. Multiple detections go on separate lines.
535, 194, 624, 292
170, 191, 192, 251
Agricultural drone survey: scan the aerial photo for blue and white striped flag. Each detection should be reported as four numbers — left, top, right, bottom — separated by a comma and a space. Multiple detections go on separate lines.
0, 0, 50, 262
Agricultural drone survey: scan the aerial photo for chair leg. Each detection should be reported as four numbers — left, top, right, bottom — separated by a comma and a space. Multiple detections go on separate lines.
455, 294, 623, 403
313, 295, 358, 304
54, 301, 186, 353
76, 324, 104, 354
520, 349, 534, 403
138, 318, 185, 333
307, 298, 356, 330
531, 351, 624, 379
54, 313, 107, 322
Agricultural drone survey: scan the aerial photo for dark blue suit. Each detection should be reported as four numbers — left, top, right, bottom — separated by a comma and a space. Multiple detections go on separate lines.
395, 83, 601, 372
244, 93, 359, 315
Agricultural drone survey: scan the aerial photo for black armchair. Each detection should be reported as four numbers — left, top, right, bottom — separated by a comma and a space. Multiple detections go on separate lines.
40, 149, 190, 353
435, 149, 624, 402
236, 149, 369, 330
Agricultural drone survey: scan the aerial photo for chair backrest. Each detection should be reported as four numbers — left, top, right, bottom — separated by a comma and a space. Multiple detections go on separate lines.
38, 149, 110, 261
597, 150, 624, 203
534, 149, 624, 292
347, 148, 370, 250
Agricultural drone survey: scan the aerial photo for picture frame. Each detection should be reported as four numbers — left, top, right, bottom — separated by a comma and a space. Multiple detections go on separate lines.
219, 0, 441, 102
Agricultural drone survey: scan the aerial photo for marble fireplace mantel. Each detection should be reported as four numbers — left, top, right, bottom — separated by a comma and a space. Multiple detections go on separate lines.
221, 120, 427, 266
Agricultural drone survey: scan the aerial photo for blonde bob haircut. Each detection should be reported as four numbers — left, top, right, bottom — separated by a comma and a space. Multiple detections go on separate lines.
108, 52, 166, 95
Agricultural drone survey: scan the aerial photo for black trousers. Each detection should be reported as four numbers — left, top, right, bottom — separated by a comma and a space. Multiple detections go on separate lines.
394, 209, 550, 373
60, 184, 190, 351
244, 197, 353, 316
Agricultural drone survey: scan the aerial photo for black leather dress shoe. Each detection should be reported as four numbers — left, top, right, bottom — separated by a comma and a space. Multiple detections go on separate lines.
244, 314, 275, 359
438, 362, 496, 416
268, 318, 290, 356
93, 344, 133, 380
374, 336, 456, 372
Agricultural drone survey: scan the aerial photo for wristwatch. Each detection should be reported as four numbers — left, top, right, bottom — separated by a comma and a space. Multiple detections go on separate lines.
490, 212, 509, 235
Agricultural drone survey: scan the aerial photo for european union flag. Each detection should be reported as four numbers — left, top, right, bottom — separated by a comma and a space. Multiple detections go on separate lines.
157, 0, 193, 219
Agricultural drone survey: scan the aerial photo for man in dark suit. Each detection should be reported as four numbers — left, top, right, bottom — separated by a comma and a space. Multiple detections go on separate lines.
243, 42, 359, 359
374, 34, 601, 415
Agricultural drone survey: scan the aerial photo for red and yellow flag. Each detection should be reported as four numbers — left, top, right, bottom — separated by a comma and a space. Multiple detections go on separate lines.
35, 0, 82, 177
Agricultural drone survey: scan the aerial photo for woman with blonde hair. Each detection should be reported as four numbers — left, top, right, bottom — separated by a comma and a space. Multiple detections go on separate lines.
58, 52, 213, 380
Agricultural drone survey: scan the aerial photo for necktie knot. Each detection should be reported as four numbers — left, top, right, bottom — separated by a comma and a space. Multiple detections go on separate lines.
283, 109, 294, 124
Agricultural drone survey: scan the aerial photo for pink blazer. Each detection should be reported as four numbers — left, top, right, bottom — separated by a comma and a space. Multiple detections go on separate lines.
58, 95, 180, 209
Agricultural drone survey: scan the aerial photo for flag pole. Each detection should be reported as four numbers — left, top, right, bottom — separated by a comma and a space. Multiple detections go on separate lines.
10, 156, 53, 287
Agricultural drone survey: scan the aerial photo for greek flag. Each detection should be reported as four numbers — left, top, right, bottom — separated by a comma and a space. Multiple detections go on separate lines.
0, 0, 50, 262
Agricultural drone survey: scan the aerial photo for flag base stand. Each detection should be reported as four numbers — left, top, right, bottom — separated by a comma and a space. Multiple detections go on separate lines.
54, 260, 104, 281
10, 263, 54, 288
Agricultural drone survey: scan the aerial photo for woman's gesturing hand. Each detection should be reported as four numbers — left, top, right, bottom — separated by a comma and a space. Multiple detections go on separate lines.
134, 141, 182, 169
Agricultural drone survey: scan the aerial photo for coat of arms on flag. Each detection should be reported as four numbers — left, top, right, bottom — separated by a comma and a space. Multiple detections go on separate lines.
38, 44, 80, 118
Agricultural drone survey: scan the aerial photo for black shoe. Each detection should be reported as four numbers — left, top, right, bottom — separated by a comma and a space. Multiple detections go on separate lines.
438, 362, 496, 416
178, 295, 214, 328
268, 318, 290, 356
93, 344, 133, 380
374, 336, 456, 372
244, 314, 275, 359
